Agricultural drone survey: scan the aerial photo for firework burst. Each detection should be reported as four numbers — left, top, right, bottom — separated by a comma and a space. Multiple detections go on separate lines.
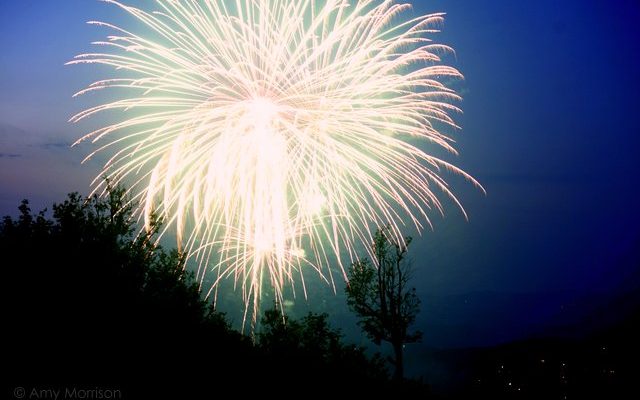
69, 0, 482, 323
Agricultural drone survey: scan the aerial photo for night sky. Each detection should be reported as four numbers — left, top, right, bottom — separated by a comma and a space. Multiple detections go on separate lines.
1, 0, 639, 363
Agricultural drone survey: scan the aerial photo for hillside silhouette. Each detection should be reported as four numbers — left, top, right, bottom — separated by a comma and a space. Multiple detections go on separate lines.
3, 190, 405, 398
4, 189, 638, 399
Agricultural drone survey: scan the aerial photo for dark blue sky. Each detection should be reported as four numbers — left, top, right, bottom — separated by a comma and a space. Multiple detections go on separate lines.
1, 0, 639, 351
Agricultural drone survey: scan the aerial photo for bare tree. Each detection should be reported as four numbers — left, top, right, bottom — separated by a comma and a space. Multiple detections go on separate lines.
345, 227, 422, 380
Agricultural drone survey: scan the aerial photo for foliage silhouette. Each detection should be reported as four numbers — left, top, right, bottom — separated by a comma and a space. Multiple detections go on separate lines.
3, 187, 253, 398
4, 187, 418, 398
346, 227, 422, 380
257, 305, 389, 388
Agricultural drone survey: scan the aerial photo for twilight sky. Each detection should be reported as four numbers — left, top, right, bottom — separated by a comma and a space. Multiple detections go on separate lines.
1, 0, 639, 351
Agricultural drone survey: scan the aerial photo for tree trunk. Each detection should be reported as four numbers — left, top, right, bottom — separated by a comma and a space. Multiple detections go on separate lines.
392, 340, 404, 381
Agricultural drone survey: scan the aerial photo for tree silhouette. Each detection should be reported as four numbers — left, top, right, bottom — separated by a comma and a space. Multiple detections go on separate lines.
345, 227, 422, 380
3, 186, 406, 397
257, 305, 388, 394
2, 185, 252, 398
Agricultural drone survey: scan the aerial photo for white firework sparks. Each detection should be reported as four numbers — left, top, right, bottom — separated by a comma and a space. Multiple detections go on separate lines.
69, 0, 482, 323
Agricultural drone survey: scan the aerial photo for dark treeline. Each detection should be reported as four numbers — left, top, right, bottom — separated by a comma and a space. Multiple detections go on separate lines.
3, 188, 425, 398
4, 188, 638, 399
